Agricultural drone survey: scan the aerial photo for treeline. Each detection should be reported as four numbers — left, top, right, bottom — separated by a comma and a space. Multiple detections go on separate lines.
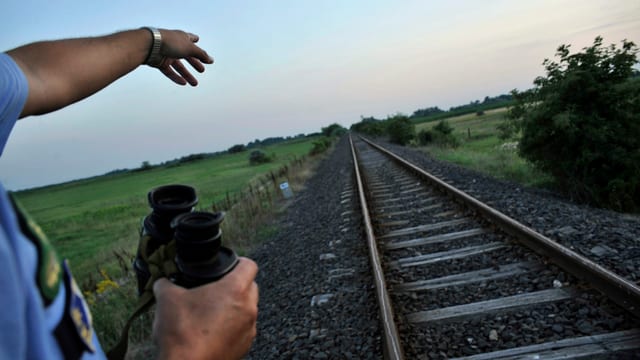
410, 94, 514, 123
246, 134, 308, 148
104, 133, 318, 176
349, 93, 513, 144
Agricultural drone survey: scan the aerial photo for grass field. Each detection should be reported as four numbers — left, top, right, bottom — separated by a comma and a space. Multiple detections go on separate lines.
13, 137, 319, 286
415, 108, 553, 187
10, 135, 328, 353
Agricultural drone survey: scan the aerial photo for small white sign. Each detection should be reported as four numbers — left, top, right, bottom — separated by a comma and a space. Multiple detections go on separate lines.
280, 181, 293, 199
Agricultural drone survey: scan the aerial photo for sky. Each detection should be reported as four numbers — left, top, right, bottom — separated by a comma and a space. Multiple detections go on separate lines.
0, 0, 638, 190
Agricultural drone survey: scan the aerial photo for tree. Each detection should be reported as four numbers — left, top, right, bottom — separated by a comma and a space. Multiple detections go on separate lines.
508, 36, 640, 211
321, 123, 347, 137
140, 161, 152, 170
228, 144, 246, 153
350, 116, 386, 136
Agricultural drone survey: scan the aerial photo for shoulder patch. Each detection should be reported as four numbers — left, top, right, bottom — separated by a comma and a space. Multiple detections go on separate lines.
64, 260, 95, 353
8, 192, 62, 303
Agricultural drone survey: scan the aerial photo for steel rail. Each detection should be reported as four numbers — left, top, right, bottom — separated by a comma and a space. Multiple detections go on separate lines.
349, 135, 405, 360
360, 136, 640, 319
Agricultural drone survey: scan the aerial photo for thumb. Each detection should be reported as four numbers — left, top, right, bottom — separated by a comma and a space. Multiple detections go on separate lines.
153, 277, 181, 297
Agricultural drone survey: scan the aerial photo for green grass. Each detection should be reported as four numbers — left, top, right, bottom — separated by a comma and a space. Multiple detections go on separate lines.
415, 108, 553, 187
9, 135, 331, 354
411, 100, 515, 125
13, 137, 318, 286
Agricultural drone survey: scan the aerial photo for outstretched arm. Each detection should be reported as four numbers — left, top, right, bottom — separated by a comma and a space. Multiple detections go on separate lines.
6, 28, 213, 118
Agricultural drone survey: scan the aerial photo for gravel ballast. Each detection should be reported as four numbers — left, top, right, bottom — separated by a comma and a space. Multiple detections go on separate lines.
246, 135, 639, 359
247, 137, 382, 359
379, 140, 640, 284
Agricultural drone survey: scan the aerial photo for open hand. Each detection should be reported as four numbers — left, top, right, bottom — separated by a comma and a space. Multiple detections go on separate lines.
152, 29, 214, 86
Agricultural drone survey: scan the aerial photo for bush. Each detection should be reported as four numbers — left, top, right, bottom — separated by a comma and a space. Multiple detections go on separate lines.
509, 37, 640, 211
249, 150, 272, 165
431, 130, 460, 148
419, 120, 459, 148
496, 120, 517, 140
433, 120, 454, 135
350, 116, 387, 136
417, 129, 433, 145
309, 137, 332, 156
387, 115, 415, 145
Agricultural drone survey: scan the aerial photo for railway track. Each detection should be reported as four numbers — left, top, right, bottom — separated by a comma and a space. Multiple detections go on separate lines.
349, 135, 640, 359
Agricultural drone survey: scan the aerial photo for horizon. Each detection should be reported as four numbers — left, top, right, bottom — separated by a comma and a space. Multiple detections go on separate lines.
9, 95, 508, 192
1, 1, 639, 190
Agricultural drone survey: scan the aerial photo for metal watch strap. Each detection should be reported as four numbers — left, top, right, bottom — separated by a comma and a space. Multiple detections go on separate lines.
143, 27, 163, 67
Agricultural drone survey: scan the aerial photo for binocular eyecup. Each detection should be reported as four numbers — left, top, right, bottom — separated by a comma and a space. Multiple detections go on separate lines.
143, 184, 198, 245
133, 184, 238, 293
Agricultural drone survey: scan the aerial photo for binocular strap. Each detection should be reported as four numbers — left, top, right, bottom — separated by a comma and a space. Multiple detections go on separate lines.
106, 291, 154, 360
107, 242, 179, 360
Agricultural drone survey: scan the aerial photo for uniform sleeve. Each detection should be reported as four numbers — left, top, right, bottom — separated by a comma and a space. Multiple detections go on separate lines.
0, 52, 28, 156
0, 184, 29, 358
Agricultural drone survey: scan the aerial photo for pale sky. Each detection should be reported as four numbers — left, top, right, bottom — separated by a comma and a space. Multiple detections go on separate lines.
1, 0, 638, 190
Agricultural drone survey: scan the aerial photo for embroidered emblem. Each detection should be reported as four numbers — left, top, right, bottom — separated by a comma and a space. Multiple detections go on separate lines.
64, 261, 95, 353
45, 249, 62, 291
8, 193, 61, 302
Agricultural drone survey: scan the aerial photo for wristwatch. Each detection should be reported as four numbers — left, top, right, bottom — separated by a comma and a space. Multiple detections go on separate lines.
143, 27, 163, 67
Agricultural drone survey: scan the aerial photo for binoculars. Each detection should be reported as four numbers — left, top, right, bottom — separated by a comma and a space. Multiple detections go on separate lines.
133, 184, 238, 293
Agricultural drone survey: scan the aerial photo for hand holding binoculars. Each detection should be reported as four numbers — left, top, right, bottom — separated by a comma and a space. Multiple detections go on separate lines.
133, 184, 238, 293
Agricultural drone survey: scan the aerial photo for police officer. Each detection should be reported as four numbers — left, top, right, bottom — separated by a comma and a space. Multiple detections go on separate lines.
0, 27, 259, 359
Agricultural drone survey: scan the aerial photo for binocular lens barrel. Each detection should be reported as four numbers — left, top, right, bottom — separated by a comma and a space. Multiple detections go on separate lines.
173, 212, 223, 264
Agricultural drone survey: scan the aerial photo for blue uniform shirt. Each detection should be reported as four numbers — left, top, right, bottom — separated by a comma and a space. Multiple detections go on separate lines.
0, 53, 106, 359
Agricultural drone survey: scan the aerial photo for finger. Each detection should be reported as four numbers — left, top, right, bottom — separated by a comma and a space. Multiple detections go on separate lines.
186, 57, 206, 73
191, 47, 214, 64
171, 61, 198, 86
187, 32, 199, 43
224, 257, 259, 285
153, 277, 182, 296
160, 64, 188, 86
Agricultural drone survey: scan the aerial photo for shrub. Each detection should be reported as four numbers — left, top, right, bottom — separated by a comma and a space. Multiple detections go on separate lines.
309, 137, 332, 156
509, 37, 640, 211
350, 116, 387, 136
419, 120, 459, 148
496, 120, 517, 140
387, 115, 415, 145
431, 130, 460, 148
249, 150, 271, 165
417, 129, 433, 145
433, 120, 454, 135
